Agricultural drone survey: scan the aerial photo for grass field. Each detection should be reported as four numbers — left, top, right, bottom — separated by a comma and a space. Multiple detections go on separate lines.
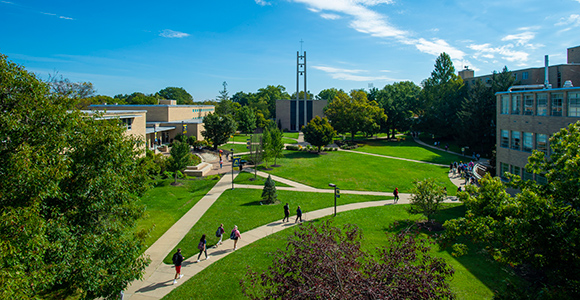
135, 177, 220, 248
258, 150, 457, 195
219, 143, 248, 154
233, 171, 292, 187
282, 132, 299, 139
353, 136, 464, 165
164, 204, 517, 300
163, 188, 389, 263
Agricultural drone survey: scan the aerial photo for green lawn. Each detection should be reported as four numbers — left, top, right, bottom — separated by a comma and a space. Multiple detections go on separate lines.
353, 136, 464, 165
163, 188, 389, 263
135, 177, 220, 248
282, 132, 299, 139
164, 204, 517, 300
219, 143, 248, 154
281, 137, 297, 144
259, 150, 457, 195
228, 134, 255, 143
233, 171, 292, 187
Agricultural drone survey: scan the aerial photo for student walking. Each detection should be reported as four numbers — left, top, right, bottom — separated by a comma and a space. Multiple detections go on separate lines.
295, 205, 302, 223
393, 187, 399, 203
219, 158, 223, 168
196, 234, 209, 262
215, 223, 225, 247
172, 248, 184, 285
283, 203, 290, 222
231, 225, 241, 250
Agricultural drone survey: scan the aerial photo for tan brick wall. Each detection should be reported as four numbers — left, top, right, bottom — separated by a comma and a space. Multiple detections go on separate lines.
89, 105, 215, 122
275, 100, 328, 131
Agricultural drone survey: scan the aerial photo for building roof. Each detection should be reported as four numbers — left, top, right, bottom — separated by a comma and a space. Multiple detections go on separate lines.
145, 127, 176, 134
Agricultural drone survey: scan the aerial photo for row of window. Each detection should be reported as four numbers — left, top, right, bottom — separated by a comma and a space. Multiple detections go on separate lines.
499, 162, 546, 184
500, 130, 548, 153
193, 108, 213, 112
500, 92, 580, 117
121, 118, 133, 131
512, 71, 529, 81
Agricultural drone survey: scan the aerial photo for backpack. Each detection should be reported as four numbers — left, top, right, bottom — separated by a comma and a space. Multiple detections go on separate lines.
230, 231, 236, 239
216, 227, 221, 237
198, 241, 205, 251
172, 253, 179, 265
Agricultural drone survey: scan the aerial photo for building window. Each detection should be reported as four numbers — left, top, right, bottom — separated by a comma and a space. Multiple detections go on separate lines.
501, 95, 509, 114
552, 93, 563, 116
523, 171, 534, 181
524, 94, 533, 115
536, 174, 547, 185
501, 130, 509, 147
512, 94, 521, 114
511, 165, 521, 177
121, 118, 133, 130
523, 132, 533, 152
536, 94, 547, 116
500, 163, 510, 179
536, 134, 548, 154
568, 92, 580, 117
522, 72, 528, 80
511, 131, 520, 150
513, 73, 518, 80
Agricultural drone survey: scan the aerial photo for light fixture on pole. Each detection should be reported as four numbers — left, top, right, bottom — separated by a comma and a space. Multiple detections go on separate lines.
231, 148, 235, 190
329, 183, 339, 216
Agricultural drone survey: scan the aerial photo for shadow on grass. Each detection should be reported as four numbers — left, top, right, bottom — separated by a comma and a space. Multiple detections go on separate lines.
283, 151, 325, 159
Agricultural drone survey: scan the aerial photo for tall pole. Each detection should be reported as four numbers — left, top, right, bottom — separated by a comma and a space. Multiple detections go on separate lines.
303, 51, 307, 129
296, 51, 300, 131
231, 149, 235, 190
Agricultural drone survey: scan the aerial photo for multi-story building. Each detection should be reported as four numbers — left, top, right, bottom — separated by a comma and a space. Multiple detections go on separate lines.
276, 99, 328, 131
460, 45, 580, 89
89, 100, 214, 148
495, 86, 580, 182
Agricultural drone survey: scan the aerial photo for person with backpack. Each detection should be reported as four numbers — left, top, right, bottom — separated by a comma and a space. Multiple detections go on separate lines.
231, 225, 241, 250
393, 187, 399, 203
214, 223, 225, 247
283, 203, 290, 222
172, 248, 184, 285
196, 234, 209, 263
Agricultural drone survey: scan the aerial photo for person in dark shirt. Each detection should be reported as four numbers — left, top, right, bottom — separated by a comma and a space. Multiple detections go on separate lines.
283, 203, 290, 222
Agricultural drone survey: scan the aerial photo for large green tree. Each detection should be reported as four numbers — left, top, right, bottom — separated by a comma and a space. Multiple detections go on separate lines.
256, 85, 291, 118
419, 53, 466, 138
236, 105, 257, 134
0, 54, 149, 299
167, 140, 194, 185
376, 81, 420, 139
114, 92, 159, 105
324, 90, 386, 140
158, 87, 194, 104
201, 113, 237, 150
443, 122, 580, 299
316, 88, 342, 101
303, 116, 336, 153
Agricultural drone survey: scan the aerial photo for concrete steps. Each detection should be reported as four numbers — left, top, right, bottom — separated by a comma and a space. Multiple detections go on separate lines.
183, 162, 212, 177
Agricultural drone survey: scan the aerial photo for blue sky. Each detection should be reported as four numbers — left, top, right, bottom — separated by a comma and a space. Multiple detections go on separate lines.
1, 0, 579, 101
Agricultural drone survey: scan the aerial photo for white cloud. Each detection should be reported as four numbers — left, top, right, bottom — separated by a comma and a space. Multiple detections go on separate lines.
468, 43, 529, 63
320, 13, 341, 20
59, 16, 74, 20
291, 0, 464, 59
313, 65, 398, 81
501, 31, 535, 46
41, 11, 74, 20
255, 0, 270, 6
555, 14, 580, 27
159, 29, 190, 38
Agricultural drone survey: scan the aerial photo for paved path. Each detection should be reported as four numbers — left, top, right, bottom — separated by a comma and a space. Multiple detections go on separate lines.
125, 141, 465, 299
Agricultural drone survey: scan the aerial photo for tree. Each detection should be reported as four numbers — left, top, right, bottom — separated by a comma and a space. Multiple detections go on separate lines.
324, 90, 386, 140
236, 106, 257, 134
261, 175, 278, 204
376, 81, 420, 139
290, 90, 314, 100
443, 122, 580, 299
201, 113, 237, 150
242, 220, 454, 300
303, 116, 336, 152
167, 140, 193, 185
0, 54, 149, 299
408, 178, 446, 222
115, 92, 159, 105
232, 91, 255, 107
158, 87, 194, 104
267, 126, 284, 166
256, 85, 291, 118
456, 80, 495, 156
316, 88, 342, 101
262, 127, 273, 169
48, 72, 96, 100
419, 53, 466, 138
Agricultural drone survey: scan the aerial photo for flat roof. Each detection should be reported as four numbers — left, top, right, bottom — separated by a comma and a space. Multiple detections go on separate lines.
146, 127, 176, 134
496, 86, 580, 95
89, 104, 213, 108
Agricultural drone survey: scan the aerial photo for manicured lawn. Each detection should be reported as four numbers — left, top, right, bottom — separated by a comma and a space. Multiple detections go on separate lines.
219, 143, 248, 154
260, 150, 457, 195
353, 136, 464, 165
228, 134, 255, 143
233, 171, 292, 187
163, 188, 389, 263
282, 132, 299, 139
164, 204, 517, 300
281, 137, 297, 144
134, 177, 220, 248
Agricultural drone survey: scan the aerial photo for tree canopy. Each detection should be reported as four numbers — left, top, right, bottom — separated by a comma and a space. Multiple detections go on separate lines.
303, 116, 336, 152
242, 221, 455, 300
201, 113, 237, 150
376, 81, 420, 139
443, 122, 580, 299
324, 90, 386, 140
167, 140, 194, 185
158, 86, 194, 104
0, 54, 149, 299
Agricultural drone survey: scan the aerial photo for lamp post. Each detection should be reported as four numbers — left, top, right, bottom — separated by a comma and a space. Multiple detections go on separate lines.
231, 148, 235, 190
329, 183, 340, 216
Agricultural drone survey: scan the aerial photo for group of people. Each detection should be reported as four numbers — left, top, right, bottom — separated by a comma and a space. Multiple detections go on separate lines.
450, 161, 479, 186
283, 203, 303, 223
171, 224, 242, 285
